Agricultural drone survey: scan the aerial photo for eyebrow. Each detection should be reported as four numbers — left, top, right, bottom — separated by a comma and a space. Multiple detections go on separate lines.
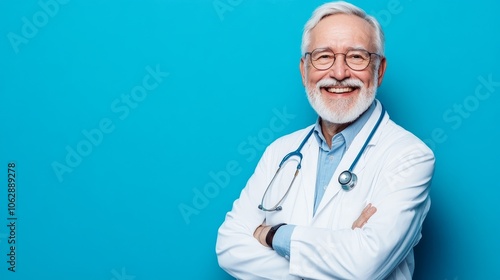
311, 46, 370, 52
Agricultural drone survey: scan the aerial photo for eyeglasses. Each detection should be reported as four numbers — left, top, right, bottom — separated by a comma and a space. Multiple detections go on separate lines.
304, 48, 381, 71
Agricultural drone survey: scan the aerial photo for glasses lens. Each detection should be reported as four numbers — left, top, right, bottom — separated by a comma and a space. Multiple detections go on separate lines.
310, 49, 335, 70
345, 50, 370, 70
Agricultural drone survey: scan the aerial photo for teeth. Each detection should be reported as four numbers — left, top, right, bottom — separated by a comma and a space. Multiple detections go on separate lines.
326, 87, 353, 93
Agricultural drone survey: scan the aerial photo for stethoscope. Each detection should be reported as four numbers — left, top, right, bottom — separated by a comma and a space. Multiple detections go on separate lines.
258, 104, 386, 212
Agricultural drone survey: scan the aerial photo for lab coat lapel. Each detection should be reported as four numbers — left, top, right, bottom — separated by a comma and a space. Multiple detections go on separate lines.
313, 101, 386, 217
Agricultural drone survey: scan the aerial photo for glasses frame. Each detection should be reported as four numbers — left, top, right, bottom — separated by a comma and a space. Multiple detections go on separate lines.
304, 48, 381, 71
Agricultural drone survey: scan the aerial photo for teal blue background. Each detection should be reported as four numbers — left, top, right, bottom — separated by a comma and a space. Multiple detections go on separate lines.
1, 0, 499, 279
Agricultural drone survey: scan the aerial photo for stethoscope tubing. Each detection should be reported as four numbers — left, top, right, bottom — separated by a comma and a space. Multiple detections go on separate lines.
259, 103, 386, 211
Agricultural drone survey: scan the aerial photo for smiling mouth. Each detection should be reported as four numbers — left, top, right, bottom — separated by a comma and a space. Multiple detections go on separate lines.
322, 86, 358, 94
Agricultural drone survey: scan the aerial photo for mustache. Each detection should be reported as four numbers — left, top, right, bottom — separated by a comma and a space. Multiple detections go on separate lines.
316, 78, 364, 88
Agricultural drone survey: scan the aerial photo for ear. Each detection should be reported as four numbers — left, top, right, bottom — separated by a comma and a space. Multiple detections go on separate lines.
376, 57, 387, 87
300, 58, 306, 87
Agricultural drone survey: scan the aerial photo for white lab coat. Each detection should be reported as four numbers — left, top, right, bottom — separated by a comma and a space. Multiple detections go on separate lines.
216, 101, 435, 280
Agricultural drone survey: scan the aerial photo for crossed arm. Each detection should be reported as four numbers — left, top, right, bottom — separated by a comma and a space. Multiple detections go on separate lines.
253, 203, 377, 248
217, 131, 434, 279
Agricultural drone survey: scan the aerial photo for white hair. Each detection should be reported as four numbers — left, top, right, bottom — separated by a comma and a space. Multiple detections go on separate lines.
301, 1, 385, 55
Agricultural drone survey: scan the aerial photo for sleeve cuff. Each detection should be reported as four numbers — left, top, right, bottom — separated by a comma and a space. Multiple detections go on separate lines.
272, 224, 295, 260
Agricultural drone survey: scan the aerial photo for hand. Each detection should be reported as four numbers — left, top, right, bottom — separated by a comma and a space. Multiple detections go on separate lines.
253, 203, 376, 247
351, 203, 377, 229
253, 224, 272, 247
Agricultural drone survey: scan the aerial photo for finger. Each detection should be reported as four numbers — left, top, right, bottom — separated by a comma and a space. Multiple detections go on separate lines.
352, 204, 377, 229
360, 204, 377, 220
352, 218, 364, 229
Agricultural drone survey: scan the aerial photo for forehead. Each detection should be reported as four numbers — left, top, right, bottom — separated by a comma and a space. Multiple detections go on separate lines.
309, 13, 375, 51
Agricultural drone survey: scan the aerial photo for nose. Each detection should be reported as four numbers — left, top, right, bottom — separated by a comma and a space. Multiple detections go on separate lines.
328, 54, 350, 80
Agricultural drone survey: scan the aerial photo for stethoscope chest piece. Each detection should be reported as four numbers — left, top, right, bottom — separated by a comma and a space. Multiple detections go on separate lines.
338, 170, 357, 191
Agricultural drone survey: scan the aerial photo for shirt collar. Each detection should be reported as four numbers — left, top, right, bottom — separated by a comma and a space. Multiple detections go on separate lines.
313, 101, 377, 151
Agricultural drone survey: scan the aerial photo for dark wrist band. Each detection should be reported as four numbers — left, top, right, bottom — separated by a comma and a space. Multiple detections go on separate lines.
266, 223, 287, 248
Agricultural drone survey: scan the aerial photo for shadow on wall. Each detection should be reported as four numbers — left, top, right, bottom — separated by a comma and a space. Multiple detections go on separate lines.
413, 181, 456, 280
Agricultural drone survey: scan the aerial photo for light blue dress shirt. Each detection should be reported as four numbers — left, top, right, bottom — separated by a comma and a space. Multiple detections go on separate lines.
273, 102, 376, 260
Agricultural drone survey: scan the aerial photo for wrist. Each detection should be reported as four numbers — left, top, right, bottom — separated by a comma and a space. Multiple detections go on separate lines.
265, 223, 287, 249
258, 226, 268, 245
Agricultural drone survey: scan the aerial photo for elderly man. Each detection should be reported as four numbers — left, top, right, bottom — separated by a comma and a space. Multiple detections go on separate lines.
216, 1, 434, 279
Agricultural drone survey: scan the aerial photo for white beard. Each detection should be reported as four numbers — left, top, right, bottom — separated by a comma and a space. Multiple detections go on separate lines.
305, 72, 378, 124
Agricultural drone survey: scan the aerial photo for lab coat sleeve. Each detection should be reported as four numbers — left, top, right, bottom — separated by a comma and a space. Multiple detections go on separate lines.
216, 143, 291, 280
288, 135, 434, 279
